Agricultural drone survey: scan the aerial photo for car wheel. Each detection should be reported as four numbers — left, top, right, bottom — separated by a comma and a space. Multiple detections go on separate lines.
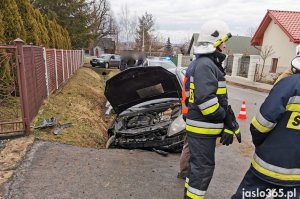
106, 135, 116, 149
91, 64, 95, 67
105, 62, 109, 69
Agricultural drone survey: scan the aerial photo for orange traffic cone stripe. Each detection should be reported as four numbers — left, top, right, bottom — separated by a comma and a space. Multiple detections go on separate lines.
238, 101, 247, 119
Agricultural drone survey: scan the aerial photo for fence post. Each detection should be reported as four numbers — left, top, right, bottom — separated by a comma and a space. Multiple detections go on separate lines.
43, 48, 50, 96
54, 49, 58, 89
248, 55, 260, 82
61, 50, 65, 82
76, 50, 79, 69
82, 49, 84, 65
66, 50, 69, 79
74, 50, 78, 71
70, 50, 74, 75
177, 54, 182, 67
232, 53, 243, 76
14, 38, 30, 133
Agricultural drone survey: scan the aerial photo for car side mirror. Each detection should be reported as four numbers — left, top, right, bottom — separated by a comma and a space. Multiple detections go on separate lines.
291, 56, 300, 70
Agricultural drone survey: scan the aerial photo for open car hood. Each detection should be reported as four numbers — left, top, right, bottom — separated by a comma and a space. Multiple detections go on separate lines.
105, 67, 182, 114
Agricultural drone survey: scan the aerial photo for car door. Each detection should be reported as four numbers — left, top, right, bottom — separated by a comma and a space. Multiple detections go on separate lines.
109, 55, 118, 67
114, 55, 121, 67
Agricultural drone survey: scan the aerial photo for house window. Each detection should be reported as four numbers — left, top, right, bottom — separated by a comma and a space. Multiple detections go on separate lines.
270, 58, 278, 73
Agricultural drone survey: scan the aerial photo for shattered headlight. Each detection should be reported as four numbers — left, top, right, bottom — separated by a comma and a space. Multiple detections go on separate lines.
167, 115, 186, 136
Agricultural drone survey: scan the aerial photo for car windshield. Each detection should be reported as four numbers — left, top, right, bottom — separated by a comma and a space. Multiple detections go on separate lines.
99, 54, 110, 59
148, 61, 176, 69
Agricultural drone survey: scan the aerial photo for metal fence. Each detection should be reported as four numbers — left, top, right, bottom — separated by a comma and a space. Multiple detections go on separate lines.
0, 39, 84, 136
237, 56, 250, 78
225, 55, 234, 75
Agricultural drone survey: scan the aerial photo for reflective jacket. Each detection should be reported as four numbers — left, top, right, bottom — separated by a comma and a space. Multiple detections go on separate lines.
186, 52, 227, 137
250, 73, 300, 186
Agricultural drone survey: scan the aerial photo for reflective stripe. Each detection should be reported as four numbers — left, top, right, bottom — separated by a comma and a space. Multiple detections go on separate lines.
190, 76, 194, 82
251, 117, 273, 133
201, 103, 220, 115
286, 104, 300, 112
199, 97, 218, 110
286, 96, 300, 112
252, 154, 300, 181
190, 83, 195, 89
224, 128, 233, 134
288, 96, 300, 104
186, 125, 223, 135
256, 112, 276, 128
185, 182, 189, 188
235, 128, 240, 135
187, 186, 206, 197
216, 87, 227, 95
187, 190, 204, 199
185, 177, 189, 188
218, 81, 226, 87
186, 119, 224, 128
185, 91, 190, 97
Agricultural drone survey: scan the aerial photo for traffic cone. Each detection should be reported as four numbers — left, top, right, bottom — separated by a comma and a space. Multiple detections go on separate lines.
237, 101, 247, 119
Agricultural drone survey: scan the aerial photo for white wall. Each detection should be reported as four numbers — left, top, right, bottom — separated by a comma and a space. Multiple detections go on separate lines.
261, 20, 297, 74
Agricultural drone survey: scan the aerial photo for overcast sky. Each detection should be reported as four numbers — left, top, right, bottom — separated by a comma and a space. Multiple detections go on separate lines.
109, 0, 300, 43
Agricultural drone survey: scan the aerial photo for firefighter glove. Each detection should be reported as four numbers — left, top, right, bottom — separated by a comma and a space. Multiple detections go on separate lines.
220, 127, 234, 146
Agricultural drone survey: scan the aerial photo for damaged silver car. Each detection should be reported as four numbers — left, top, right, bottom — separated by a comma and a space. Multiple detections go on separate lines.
105, 66, 186, 153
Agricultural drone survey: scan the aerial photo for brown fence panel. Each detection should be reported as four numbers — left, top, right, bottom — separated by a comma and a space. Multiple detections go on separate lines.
56, 49, 64, 87
46, 49, 56, 94
73, 51, 75, 72
68, 51, 71, 75
63, 50, 68, 81
31, 47, 47, 114
2, 40, 84, 135
23, 46, 46, 122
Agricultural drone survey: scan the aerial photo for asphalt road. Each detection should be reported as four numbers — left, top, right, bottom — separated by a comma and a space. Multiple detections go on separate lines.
2, 85, 269, 199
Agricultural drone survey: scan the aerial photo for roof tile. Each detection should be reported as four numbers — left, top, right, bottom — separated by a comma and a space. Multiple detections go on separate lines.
269, 10, 300, 42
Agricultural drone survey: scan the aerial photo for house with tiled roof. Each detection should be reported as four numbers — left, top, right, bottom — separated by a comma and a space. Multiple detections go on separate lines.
252, 9, 300, 76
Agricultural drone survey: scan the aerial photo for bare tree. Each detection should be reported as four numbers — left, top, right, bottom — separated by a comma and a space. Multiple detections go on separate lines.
89, 0, 116, 46
148, 32, 164, 56
246, 26, 258, 38
257, 45, 275, 81
118, 4, 137, 50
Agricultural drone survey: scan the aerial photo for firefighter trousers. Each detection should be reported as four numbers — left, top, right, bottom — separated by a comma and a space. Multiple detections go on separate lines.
231, 169, 300, 199
184, 135, 216, 199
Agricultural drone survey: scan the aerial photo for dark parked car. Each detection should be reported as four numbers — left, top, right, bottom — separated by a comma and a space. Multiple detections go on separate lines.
90, 54, 121, 68
105, 67, 186, 153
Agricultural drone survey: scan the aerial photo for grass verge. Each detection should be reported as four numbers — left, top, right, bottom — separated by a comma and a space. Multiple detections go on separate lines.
32, 67, 118, 148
